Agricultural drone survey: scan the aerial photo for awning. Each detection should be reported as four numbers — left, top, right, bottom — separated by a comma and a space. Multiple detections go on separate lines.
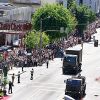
0, 30, 26, 34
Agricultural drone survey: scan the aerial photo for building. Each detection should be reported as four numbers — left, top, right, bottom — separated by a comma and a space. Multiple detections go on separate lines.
0, 0, 42, 46
0, 3, 32, 46
57, 0, 100, 14
0, 0, 8, 3
76, 0, 100, 14
7, 0, 41, 12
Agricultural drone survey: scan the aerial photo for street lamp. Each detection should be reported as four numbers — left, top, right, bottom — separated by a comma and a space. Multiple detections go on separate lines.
40, 16, 51, 50
60, 27, 69, 39
39, 16, 50, 65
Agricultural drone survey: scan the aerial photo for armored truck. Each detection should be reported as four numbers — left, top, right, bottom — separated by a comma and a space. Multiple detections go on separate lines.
65, 75, 86, 99
62, 45, 82, 74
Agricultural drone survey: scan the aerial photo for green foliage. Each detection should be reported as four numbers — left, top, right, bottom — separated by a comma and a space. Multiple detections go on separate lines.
75, 5, 96, 36
67, 0, 76, 10
24, 31, 39, 49
41, 32, 50, 47
24, 30, 49, 49
66, 1, 96, 37
0, 54, 3, 61
32, 4, 77, 40
2, 77, 8, 86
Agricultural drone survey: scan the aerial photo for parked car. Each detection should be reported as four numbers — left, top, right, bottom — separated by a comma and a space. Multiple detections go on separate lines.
0, 45, 12, 52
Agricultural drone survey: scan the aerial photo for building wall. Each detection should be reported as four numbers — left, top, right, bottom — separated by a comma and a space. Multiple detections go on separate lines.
41, 0, 57, 5
0, 0, 8, 3
0, 4, 32, 22
9, 0, 41, 11
76, 0, 100, 14
0, 3, 32, 45
8, 7, 32, 21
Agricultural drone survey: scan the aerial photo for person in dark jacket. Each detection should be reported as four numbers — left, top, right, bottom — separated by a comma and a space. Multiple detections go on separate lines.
12, 73, 15, 86
18, 71, 20, 83
30, 68, 34, 80
46, 59, 49, 68
8, 81, 13, 94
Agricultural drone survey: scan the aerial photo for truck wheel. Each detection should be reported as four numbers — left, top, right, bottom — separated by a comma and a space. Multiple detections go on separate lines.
83, 85, 86, 96
63, 70, 65, 75
83, 90, 86, 96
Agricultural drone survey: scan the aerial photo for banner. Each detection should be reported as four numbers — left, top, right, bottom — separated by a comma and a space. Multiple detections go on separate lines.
0, 22, 32, 31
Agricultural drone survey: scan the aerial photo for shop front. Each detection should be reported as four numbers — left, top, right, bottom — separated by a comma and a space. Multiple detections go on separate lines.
0, 34, 5, 46
0, 21, 32, 47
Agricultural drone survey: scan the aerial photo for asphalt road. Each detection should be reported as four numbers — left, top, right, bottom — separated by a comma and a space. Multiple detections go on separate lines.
81, 28, 100, 100
8, 28, 100, 100
8, 58, 68, 100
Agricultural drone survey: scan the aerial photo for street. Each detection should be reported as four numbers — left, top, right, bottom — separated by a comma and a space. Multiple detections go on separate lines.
7, 59, 67, 100
81, 28, 100, 100
6, 28, 100, 100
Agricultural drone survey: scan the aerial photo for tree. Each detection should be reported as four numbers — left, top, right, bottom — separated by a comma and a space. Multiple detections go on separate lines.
24, 30, 49, 49
66, 1, 96, 38
41, 32, 50, 47
32, 4, 77, 41
68, 3, 96, 37
67, 0, 76, 10
75, 5, 96, 37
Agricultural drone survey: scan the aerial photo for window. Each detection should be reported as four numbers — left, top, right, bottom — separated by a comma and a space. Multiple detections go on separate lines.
57, 0, 63, 5
0, 11, 4, 17
79, 0, 83, 4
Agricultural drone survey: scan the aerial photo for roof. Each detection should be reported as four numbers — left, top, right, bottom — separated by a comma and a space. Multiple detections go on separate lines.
66, 44, 82, 51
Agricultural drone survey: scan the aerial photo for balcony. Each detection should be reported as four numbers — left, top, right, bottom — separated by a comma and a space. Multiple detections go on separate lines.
13, 0, 41, 5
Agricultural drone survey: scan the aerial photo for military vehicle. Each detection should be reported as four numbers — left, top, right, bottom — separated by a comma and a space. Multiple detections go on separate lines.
62, 45, 82, 74
65, 75, 86, 99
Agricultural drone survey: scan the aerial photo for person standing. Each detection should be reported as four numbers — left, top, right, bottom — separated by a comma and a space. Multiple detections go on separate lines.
46, 59, 49, 68
20, 58, 24, 72
12, 73, 15, 86
30, 68, 34, 80
18, 71, 20, 83
8, 81, 13, 94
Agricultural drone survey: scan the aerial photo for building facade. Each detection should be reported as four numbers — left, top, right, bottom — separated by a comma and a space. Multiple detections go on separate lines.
0, 3, 32, 46
0, 0, 41, 46
76, 0, 100, 14
57, 0, 100, 14
8, 0, 41, 12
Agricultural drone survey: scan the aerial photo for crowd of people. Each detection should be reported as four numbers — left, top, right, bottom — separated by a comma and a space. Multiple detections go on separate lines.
0, 19, 100, 70
0, 18, 100, 97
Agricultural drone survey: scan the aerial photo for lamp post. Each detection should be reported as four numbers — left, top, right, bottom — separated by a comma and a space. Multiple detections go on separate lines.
60, 27, 68, 39
39, 16, 50, 65
40, 16, 50, 48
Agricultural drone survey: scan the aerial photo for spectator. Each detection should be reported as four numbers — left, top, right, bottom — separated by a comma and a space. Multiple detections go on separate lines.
12, 73, 15, 86
30, 68, 34, 80
46, 59, 49, 68
18, 71, 20, 83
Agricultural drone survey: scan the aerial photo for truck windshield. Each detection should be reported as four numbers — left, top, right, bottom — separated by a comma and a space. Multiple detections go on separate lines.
64, 56, 77, 65
66, 79, 81, 91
